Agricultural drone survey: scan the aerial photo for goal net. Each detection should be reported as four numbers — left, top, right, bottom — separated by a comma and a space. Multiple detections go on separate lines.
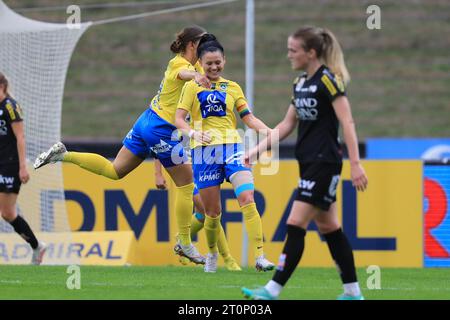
0, 0, 90, 264
0, 0, 246, 266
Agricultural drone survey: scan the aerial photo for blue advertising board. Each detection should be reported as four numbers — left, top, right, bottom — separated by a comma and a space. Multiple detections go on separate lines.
366, 138, 450, 160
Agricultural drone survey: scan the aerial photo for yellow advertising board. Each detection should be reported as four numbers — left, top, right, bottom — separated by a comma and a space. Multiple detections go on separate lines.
61, 160, 423, 267
0, 231, 134, 265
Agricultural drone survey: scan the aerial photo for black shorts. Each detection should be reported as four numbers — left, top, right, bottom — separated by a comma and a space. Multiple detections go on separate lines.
0, 163, 21, 194
296, 162, 342, 211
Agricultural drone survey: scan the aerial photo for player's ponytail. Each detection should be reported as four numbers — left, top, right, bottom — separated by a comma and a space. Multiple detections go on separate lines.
292, 26, 350, 84
321, 29, 350, 85
0, 72, 11, 97
170, 25, 206, 54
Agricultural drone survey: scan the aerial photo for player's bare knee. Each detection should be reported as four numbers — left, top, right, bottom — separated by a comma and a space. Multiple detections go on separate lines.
205, 210, 221, 218
193, 196, 205, 215
113, 166, 129, 180
317, 222, 341, 235
287, 212, 310, 228
114, 172, 125, 180
1, 209, 16, 222
203, 202, 221, 218
237, 191, 254, 206
286, 218, 307, 229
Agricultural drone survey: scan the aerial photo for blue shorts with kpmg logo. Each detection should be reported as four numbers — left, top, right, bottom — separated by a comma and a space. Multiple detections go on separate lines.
192, 143, 250, 189
123, 108, 187, 168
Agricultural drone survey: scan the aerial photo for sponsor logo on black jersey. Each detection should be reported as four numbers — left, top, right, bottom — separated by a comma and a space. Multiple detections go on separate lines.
0, 119, 7, 135
298, 178, 316, 190
0, 175, 15, 185
328, 175, 340, 197
294, 97, 319, 121
295, 77, 306, 92
299, 85, 318, 93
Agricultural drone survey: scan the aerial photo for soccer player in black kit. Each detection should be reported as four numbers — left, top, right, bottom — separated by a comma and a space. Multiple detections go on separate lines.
242, 27, 368, 300
0, 72, 46, 264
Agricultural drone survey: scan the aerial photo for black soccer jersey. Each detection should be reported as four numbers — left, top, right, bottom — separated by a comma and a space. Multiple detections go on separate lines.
291, 65, 346, 163
0, 96, 23, 165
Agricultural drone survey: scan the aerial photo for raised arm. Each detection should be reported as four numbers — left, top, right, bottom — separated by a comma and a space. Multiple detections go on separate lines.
332, 96, 368, 192
178, 70, 210, 88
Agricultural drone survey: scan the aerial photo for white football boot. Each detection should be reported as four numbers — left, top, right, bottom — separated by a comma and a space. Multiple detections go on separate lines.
174, 241, 206, 265
31, 241, 47, 265
255, 255, 275, 272
34, 142, 67, 169
204, 253, 218, 273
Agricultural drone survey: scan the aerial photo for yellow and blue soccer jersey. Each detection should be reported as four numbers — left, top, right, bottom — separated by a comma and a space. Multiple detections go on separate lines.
151, 54, 203, 124
177, 77, 251, 149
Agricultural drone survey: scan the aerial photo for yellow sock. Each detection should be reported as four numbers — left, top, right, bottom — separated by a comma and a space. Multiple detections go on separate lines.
217, 224, 231, 259
63, 152, 119, 180
241, 202, 264, 258
190, 214, 231, 258
204, 214, 221, 254
175, 183, 194, 246
190, 213, 205, 237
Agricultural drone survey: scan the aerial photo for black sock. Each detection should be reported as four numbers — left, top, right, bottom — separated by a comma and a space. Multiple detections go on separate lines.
272, 225, 306, 286
323, 228, 357, 284
10, 215, 39, 249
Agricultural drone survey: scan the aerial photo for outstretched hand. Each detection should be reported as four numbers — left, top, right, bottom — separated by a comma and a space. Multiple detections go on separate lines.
243, 147, 258, 168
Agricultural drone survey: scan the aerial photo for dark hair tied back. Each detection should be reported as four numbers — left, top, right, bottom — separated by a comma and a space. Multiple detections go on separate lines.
197, 33, 224, 58
198, 33, 217, 46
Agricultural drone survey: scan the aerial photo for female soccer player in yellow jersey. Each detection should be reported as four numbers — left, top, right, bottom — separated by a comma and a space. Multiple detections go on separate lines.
175, 34, 275, 273
153, 70, 240, 270
34, 26, 216, 265
155, 160, 241, 271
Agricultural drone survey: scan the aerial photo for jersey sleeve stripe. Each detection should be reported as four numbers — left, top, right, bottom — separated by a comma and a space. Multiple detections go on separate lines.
239, 110, 251, 118
236, 103, 248, 112
5, 103, 16, 120
237, 104, 251, 118
321, 75, 337, 96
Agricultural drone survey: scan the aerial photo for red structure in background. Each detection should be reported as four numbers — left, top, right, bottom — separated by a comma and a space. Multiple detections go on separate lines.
424, 178, 449, 258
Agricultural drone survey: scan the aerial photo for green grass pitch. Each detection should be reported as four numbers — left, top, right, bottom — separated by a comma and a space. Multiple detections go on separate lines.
0, 265, 449, 300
